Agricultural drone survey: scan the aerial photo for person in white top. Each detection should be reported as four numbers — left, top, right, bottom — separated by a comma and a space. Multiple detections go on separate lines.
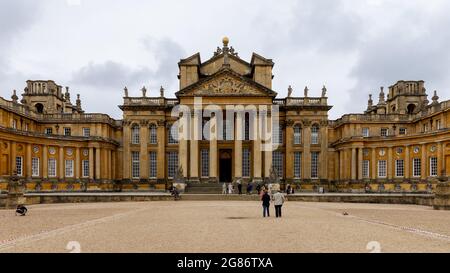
222, 183, 227, 195
228, 183, 234, 194
272, 191, 286, 218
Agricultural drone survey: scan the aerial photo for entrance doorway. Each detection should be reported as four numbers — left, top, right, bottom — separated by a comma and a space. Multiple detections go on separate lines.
219, 150, 232, 183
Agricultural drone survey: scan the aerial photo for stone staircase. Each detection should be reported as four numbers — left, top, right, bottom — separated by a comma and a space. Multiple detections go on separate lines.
185, 183, 224, 194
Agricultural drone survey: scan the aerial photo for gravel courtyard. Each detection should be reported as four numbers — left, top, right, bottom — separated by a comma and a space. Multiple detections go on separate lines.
1, 201, 450, 253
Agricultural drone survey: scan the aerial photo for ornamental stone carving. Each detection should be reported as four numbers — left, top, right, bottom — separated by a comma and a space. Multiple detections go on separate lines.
194, 76, 267, 96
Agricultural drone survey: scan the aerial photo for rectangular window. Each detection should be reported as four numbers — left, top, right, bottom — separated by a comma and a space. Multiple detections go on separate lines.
149, 126, 158, 144
413, 158, 421, 177
201, 149, 209, 178
167, 152, 178, 178
378, 160, 387, 178
294, 152, 302, 178
15, 156, 23, 176
311, 126, 319, 145
436, 120, 441, 130
48, 158, 57, 177
242, 149, 251, 178
45, 128, 53, 135
149, 152, 157, 179
272, 151, 284, 178
311, 152, 319, 179
395, 159, 404, 177
12, 120, 17, 129
380, 128, 388, 137
362, 160, 370, 178
244, 116, 250, 141
83, 128, 91, 137
423, 124, 428, 132
399, 128, 407, 135
64, 127, 71, 136
362, 128, 369, 138
82, 160, 89, 178
430, 157, 438, 177
273, 124, 283, 145
131, 126, 140, 144
65, 160, 74, 178
32, 157, 40, 177
168, 126, 178, 144
131, 152, 140, 179
24, 123, 29, 132
294, 126, 302, 144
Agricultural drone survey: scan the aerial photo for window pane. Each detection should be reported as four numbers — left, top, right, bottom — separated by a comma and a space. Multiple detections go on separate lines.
201, 149, 209, 177
272, 151, 284, 178
149, 152, 157, 178
294, 152, 301, 178
167, 152, 178, 178
311, 152, 319, 179
32, 157, 40, 177
131, 151, 140, 179
242, 149, 251, 177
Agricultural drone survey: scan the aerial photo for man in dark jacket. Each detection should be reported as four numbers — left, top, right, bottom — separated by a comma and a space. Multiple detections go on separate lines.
261, 190, 271, 217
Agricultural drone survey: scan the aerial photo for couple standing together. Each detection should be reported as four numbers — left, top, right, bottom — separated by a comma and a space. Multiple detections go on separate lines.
261, 190, 286, 218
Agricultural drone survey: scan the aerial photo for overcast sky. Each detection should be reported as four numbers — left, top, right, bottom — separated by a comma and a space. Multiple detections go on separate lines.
0, 0, 449, 120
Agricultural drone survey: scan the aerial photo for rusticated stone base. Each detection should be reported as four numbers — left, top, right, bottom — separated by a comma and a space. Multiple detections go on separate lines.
433, 181, 450, 210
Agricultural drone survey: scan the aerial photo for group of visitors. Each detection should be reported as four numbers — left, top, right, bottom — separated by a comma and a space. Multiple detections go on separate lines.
260, 186, 286, 218
222, 180, 253, 195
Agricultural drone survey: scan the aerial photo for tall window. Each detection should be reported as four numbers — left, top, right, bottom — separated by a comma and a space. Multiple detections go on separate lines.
272, 124, 283, 145
381, 128, 389, 137
430, 157, 438, 177
242, 149, 251, 177
294, 125, 302, 145
294, 152, 302, 178
201, 149, 209, 178
12, 120, 17, 129
244, 114, 250, 141
64, 127, 71, 136
378, 160, 387, 178
82, 160, 89, 178
15, 157, 23, 176
167, 152, 178, 178
436, 120, 441, 130
83, 128, 91, 137
399, 128, 407, 135
272, 151, 284, 178
413, 158, 421, 177
131, 125, 140, 144
24, 123, 29, 132
311, 125, 319, 145
395, 159, 404, 177
223, 120, 233, 141
362, 128, 369, 138
45, 128, 53, 135
131, 151, 140, 179
149, 124, 158, 144
311, 152, 319, 179
65, 160, 74, 177
32, 157, 39, 177
362, 160, 370, 178
149, 152, 157, 178
168, 125, 178, 144
48, 158, 57, 177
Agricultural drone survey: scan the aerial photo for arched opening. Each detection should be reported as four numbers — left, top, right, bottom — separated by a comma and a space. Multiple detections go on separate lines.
35, 103, 44, 113
407, 104, 416, 114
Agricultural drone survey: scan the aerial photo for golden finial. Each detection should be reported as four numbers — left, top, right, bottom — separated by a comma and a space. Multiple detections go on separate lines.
222, 36, 229, 47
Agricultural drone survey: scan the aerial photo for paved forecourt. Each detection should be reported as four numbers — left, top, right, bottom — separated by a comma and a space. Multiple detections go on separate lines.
1, 201, 450, 253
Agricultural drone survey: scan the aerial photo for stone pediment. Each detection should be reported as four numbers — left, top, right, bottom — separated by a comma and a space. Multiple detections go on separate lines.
176, 69, 277, 97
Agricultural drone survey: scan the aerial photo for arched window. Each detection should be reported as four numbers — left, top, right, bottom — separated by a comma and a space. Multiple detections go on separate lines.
131, 124, 140, 144
294, 125, 302, 145
407, 104, 416, 114
149, 124, 157, 144
35, 103, 44, 114
311, 124, 319, 145
244, 113, 250, 141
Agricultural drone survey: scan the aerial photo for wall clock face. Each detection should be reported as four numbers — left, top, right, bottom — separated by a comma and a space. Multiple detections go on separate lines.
413, 147, 420, 154
33, 146, 39, 153
49, 147, 56, 155
379, 149, 386, 156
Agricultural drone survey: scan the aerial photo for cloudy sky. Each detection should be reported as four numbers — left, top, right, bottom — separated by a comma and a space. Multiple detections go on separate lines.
0, 0, 449, 119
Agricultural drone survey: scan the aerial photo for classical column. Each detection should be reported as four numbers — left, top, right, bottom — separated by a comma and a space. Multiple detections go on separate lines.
111, 150, 116, 180
252, 114, 262, 183
179, 121, 189, 178
421, 143, 427, 180
189, 113, 200, 182
122, 121, 131, 180
234, 112, 243, 180
371, 148, 377, 180
157, 120, 166, 182
95, 147, 101, 180
358, 147, 363, 180
404, 145, 410, 179
339, 149, 344, 181
89, 147, 94, 180
387, 146, 393, 180
303, 121, 311, 180
264, 115, 274, 179
319, 121, 328, 180
59, 147, 65, 180
75, 147, 81, 180
285, 120, 294, 180
209, 114, 218, 182
10, 141, 16, 175
140, 121, 149, 180
351, 147, 357, 181
26, 143, 32, 180
334, 151, 339, 181
440, 142, 446, 176
43, 145, 48, 180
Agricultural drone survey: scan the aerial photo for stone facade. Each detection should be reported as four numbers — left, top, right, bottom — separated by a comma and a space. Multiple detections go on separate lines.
0, 38, 449, 193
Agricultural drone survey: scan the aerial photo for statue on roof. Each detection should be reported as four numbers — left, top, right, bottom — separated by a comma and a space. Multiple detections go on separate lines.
124, 87, 128, 97
322, 85, 327, 97
287, 85, 293, 98
304, 86, 309, 98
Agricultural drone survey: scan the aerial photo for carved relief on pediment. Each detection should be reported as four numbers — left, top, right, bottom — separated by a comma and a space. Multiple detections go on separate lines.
192, 76, 267, 96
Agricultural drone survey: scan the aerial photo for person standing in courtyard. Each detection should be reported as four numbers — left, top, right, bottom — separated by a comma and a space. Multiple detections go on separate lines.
273, 190, 286, 218
228, 183, 233, 194
237, 179, 242, 195
261, 190, 271, 217
222, 183, 227, 195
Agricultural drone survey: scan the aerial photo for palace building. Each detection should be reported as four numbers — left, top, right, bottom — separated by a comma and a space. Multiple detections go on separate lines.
0, 38, 449, 193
